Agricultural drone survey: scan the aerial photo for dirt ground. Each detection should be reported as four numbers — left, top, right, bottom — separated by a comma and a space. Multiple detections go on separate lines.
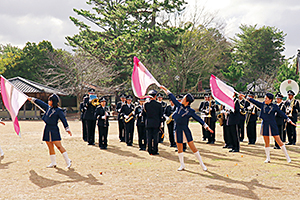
0, 120, 300, 200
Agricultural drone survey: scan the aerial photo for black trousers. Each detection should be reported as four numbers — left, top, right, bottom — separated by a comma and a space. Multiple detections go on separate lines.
223, 125, 231, 147
86, 120, 96, 145
82, 119, 87, 141
275, 124, 284, 148
287, 123, 297, 144
158, 125, 165, 143
98, 126, 108, 148
207, 121, 216, 143
146, 127, 159, 154
118, 119, 125, 141
167, 122, 176, 147
137, 125, 146, 149
228, 124, 239, 151
238, 120, 245, 141
125, 121, 134, 145
246, 121, 256, 144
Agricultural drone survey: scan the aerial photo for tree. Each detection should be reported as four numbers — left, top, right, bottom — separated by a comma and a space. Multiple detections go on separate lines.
0, 44, 21, 74
66, 0, 187, 88
231, 24, 286, 91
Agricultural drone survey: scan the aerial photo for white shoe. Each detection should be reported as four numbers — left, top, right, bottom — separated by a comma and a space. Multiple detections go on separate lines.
66, 160, 72, 168
47, 163, 57, 168
1, 153, 4, 157
201, 164, 208, 171
177, 165, 185, 171
264, 159, 270, 163
287, 158, 291, 163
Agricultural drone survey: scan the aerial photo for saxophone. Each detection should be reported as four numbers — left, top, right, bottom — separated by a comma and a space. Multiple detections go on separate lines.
287, 99, 295, 117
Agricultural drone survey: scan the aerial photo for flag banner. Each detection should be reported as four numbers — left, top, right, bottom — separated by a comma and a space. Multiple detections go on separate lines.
132, 56, 161, 98
210, 74, 235, 111
1, 76, 28, 136
297, 53, 300, 75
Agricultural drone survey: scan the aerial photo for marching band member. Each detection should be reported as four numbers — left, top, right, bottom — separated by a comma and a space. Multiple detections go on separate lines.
165, 99, 177, 147
160, 86, 213, 171
144, 90, 163, 155
274, 93, 286, 149
121, 95, 135, 146
0, 120, 5, 157
83, 89, 97, 145
157, 93, 167, 143
28, 94, 72, 168
245, 92, 258, 145
221, 106, 232, 149
227, 96, 241, 152
199, 94, 210, 141
95, 97, 110, 149
135, 98, 147, 151
284, 90, 300, 145
116, 93, 127, 142
207, 94, 219, 144
80, 94, 88, 142
240, 93, 295, 163
238, 94, 246, 142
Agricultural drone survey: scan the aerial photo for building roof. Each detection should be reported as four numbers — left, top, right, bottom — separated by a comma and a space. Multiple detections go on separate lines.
7, 77, 65, 95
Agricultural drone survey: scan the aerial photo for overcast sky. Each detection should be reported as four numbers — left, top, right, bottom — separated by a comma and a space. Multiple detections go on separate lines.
0, 0, 299, 58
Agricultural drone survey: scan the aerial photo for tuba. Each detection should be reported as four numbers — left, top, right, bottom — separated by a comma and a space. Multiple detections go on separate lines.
280, 79, 299, 117
91, 98, 100, 107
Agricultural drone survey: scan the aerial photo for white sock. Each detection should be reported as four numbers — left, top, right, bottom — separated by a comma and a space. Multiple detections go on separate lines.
178, 152, 185, 170
47, 155, 56, 168
280, 144, 291, 163
194, 151, 207, 171
264, 147, 270, 163
0, 146, 4, 156
62, 152, 72, 167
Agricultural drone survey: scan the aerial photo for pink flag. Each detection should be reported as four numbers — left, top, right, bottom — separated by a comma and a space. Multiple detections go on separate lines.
210, 74, 235, 111
132, 56, 161, 98
1, 76, 28, 136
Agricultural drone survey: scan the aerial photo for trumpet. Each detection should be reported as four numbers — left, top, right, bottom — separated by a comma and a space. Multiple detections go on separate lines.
166, 115, 173, 124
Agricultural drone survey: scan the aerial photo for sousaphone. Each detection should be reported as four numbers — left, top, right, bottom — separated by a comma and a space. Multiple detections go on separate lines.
280, 79, 299, 97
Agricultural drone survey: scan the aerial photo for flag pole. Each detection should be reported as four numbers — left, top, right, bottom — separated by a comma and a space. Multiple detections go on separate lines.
0, 75, 45, 113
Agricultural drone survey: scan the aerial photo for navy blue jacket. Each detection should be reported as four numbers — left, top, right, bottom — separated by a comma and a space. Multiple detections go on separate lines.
34, 99, 69, 129
144, 100, 163, 128
83, 96, 97, 120
95, 105, 110, 127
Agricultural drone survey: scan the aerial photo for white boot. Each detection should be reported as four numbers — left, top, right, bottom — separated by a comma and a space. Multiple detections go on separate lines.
264, 147, 270, 163
280, 144, 291, 163
194, 151, 207, 171
177, 152, 185, 171
47, 155, 57, 168
62, 152, 72, 168
0, 146, 4, 157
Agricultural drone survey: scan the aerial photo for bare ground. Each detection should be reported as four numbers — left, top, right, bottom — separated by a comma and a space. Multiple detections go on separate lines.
0, 120, 300, 200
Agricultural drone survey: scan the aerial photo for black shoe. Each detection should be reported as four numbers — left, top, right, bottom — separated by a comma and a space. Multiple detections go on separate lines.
286, 143, 293, 145
274, 146, 280, 149
202, 138, 207, 141
240, 140, 243, 142
223, 145, 228, 148
229, 149, 239, 152
292, 143, 296, 145
175, 148, 178, 152
227, 146, 233, 149
153, 152, 159, 155
88, 143, 95, 145
248, 142, 255, 145
127, 143, 133, 146
183, 149, 186, 152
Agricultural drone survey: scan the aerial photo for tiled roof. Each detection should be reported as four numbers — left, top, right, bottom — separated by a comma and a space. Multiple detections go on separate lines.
6, 77, 65, 95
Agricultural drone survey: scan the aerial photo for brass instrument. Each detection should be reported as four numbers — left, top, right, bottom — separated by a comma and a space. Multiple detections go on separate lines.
124, 111, 134, 123
217, 105, 224, 126
91, 98, 100, 107
206, 100, 212, 118
240, 102, 246, 115
166, 115, 173, 124
286, 99, 295, 117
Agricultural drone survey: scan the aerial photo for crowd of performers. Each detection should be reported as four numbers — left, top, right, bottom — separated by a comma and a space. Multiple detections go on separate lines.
79, 87, 299, 170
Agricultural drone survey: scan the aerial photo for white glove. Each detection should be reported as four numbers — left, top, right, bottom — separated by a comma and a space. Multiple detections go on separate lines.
161, 122, 164, 128
139, 113, 142, 117
117, 109, 121, 112
220, 110, 226, 114
124, 115, 129, 119
101, 116, 106, 119
165, 116, 169, 121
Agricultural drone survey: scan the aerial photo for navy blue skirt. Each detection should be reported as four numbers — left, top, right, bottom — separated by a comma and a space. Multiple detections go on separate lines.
261, 120, 279, 136
175, 124, 193, 143
43, 125, 61, 142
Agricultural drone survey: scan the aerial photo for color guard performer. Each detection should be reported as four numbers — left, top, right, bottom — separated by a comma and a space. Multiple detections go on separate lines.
95, 97, 110, 149
121, 95, 135, 146
165, 99, 177, 147
0, 120, 5, 157
284, 90, 300, 145
28, 94, 72, 168
83, 89, 97, 145
157, 93, 167, 143
160, 86, 213, 171
80, 94, 88, 142
240, 93, 295, 163
274, 93, 286, 149
116, 93, 127, 142
144, 90, 163, 155
135, 98, 147, 151
175, 95, 187, 152
245, 92, 258, 145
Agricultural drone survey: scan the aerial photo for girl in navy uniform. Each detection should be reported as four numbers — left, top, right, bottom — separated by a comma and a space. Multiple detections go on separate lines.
160, 86, 213, 171
0, 120, 5, 157
28, 94, 72, 168
240, 93, 295, 163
